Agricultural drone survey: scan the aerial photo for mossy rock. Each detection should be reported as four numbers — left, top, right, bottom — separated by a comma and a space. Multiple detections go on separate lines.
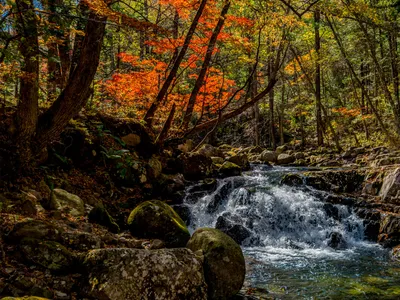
186, 228, 245, 299
127, 200, 190, 247
20, 239, 76, 272
88, 204, 120, 233
218, 161, 241, 178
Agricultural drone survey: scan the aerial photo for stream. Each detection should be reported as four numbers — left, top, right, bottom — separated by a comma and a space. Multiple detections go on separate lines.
183, 165, 400, 299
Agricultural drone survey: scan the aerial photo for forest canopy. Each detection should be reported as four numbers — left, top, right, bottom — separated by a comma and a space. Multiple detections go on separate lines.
1, 0, 400, 166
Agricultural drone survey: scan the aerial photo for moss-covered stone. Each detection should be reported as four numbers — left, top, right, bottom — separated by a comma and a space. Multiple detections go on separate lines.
218, 161, 241, 178
20, 239, 76, 272
88, 204, 120, 233
180, 152, 213, 180
186, 228, 245, 300
83, 248, 207, 300
127, 200, 190, 247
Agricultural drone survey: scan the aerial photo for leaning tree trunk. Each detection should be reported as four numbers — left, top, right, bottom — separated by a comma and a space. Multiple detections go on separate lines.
36, 11, 107, 152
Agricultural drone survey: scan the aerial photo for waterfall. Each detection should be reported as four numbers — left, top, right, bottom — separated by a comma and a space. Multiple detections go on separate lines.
184, 166, 365, 250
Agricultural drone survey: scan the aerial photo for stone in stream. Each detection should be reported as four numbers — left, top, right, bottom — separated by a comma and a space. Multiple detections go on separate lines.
227, 153, 250, 170
215, 214, 252, 245
276, 154, 295, 165
260, 150, 278, 163
327, 232, 347, 249
83, 248, 207, 300
127, 200, 190, 247
187, 228, 246, 300
218, 161, 242, 178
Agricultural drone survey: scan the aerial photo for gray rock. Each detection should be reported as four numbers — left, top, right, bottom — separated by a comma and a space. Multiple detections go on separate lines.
187, 228, 245, 300
197, 144, 224, 158
83, 248, 207, 300
276, 154, 295, 165
260, 150, 277, 163
380, 168, 400, 204
50, 189, 85, 217
227, 154, 250, 170
180, 152, 213, 180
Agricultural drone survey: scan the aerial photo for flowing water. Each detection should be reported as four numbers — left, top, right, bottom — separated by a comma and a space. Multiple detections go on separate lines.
183, 165, 400, 299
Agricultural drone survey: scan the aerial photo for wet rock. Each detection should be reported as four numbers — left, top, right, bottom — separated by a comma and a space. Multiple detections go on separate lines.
391, 245, 400, 261
323, 204, 340, 221
180, 152, 213, 180
280, 173, 303, 186
260, 150, 277, 163
216, 214, 252, 245
380, 168, 400, 204
171, 204, 192, 224
357, 209, 381, 242
187, 228, 246, 300
303, 170, 364, 193
159, 173, 186, 203
127, 200, 190, 247
20, 239, 76, 272
227, 154, 250, 170
327, 232, 347, 249
218, 161, 241, 178
276, 154, 295, 165
83, 248, 207, 300
189, 178, 218, 193
7, 220, 62, 243
121, 133, 141, 147
50, 189, 85, 217
378, 214, 400, 248
88, 204, 120, 233
206, 183, 232, 213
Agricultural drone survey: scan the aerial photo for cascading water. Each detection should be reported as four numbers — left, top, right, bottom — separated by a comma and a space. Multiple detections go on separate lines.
183, 165, 400, 299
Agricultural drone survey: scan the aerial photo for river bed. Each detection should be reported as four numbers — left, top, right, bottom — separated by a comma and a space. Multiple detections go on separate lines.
184, 166, 400, 299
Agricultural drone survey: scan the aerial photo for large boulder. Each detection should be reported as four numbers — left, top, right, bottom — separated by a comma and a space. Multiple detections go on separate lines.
380, 168, 400, 204
83, 248, 207, 300
276, 154, 295, 165
127, 200, 190, 247
180, 152, 213, 180
260, 150, 277, 163
187, 228, 246, 300
50, 189, 85, 217
227, 154, 250, 170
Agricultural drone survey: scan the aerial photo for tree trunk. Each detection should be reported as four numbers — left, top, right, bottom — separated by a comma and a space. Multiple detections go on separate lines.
181, 0, 230, 129
36, 11, 107, 151
144, 0, 208, 126
314, 9, 323, 146
15, 0, 39, 145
